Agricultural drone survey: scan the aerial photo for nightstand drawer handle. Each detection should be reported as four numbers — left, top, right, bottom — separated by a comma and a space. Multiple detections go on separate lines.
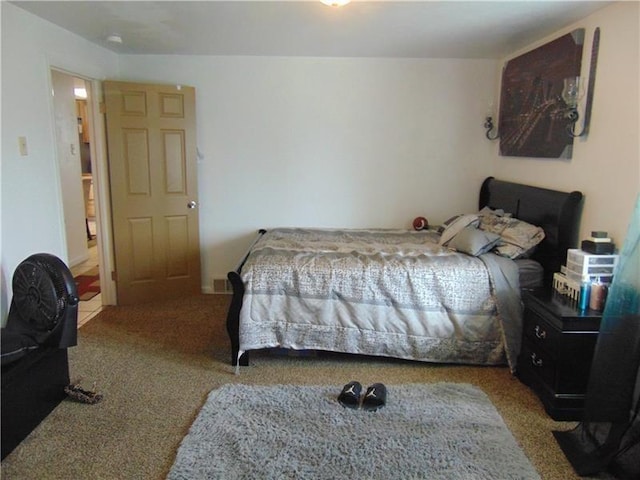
530, 353, 543, 367
534, 325, 547, 340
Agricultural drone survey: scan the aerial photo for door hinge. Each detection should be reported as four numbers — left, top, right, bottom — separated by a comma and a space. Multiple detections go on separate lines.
111, 270, 117, 282
99, 102, 106, 114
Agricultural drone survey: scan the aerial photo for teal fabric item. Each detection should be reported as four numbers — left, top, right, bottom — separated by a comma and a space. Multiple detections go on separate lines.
554, 194, 640, 479
585, 193, 640, 420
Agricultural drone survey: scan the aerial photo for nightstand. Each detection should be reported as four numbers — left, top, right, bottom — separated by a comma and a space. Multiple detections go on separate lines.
517, 289, 602, 421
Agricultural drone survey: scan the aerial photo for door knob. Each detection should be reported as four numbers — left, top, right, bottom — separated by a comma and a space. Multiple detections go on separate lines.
187, 200, 197, 209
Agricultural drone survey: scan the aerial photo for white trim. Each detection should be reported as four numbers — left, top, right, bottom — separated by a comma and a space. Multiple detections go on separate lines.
47, 64, 117, 305
88, 79, 117, 305
45, 61, 71, 263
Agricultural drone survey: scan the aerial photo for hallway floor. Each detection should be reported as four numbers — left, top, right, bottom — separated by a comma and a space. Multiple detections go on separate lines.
70, 243, 102, 328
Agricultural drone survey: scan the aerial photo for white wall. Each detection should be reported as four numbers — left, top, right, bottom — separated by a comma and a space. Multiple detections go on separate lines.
0, 2, 119, 319
117, 56, 497, 285
51, 70, 88, 267
491, 1, 640, 249
4, 1, 634, 308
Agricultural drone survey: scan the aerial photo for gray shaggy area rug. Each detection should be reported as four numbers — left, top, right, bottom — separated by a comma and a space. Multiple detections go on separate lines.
168, 383, 540, 480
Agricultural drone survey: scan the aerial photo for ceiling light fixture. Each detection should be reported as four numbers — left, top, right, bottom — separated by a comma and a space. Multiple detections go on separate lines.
106, 34, 123, 44
320, 0, 351, 7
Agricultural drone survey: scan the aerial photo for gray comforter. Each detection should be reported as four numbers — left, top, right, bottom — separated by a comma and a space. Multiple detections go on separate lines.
238, 228, 522, 371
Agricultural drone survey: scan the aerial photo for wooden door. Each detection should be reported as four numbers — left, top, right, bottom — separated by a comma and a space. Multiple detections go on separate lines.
104, 81, 201, 305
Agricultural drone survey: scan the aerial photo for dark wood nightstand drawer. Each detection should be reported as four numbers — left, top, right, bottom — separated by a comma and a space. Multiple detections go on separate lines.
519, 342, 556, 388
517, 289, 602, 420
522, 309, 562, 356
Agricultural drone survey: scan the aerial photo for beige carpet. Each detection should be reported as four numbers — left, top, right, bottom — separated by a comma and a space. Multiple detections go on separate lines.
0, 294, 602, 479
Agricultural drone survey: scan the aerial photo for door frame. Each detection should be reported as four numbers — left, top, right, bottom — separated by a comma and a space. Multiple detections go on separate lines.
87, 77, 116, 305
49, 67, 117, 305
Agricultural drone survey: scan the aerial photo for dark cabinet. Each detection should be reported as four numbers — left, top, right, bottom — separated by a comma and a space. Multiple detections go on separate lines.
517, 289, 602, 421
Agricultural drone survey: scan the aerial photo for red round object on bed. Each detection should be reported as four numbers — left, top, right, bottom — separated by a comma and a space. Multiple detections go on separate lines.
413, 217, 429, 231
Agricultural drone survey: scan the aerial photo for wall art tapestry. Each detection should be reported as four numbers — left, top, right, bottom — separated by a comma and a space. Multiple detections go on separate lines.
498, 29, 584, 159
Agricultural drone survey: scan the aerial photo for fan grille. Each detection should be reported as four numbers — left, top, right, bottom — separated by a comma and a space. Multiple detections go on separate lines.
12, 258, 67, 333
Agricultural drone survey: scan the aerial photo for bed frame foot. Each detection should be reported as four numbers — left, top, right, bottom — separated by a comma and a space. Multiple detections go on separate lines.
224, 230, 267, 367
226, 270, 249, 366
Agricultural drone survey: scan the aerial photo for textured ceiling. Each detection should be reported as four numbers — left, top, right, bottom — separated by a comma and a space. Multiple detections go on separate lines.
12, 1, 611, 58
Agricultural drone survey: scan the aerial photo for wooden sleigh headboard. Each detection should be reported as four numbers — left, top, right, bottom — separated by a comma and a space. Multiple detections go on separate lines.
479, 177, 583, 287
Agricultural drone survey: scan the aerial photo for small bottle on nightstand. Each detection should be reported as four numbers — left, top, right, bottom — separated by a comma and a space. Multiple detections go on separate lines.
589, 277, 607, 312
578, 278, 591, 311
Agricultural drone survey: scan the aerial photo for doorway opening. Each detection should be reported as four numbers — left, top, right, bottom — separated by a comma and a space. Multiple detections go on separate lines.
51, 70, 108, 325
72, 76, 102, 326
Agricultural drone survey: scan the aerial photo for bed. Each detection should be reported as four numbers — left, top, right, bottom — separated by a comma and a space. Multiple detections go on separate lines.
226, 177, 583, 371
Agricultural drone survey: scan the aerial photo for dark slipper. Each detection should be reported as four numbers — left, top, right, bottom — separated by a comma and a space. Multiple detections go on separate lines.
338, 381, 362, 409
362, 383, 387, 411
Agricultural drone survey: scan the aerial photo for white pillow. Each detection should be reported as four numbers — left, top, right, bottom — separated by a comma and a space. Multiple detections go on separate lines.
438, 214, 480, 246
478, 206, 511, 218
448, 226, 501, 256
479, 213, 545, 259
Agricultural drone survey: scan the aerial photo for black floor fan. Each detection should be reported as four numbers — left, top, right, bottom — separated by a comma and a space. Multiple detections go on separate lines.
1, 253, 79, 460
553, 197, 640, 480
3, 253, 78, 353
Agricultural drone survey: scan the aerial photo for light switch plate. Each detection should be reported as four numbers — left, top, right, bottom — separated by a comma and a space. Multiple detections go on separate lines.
18, 136, 28, 156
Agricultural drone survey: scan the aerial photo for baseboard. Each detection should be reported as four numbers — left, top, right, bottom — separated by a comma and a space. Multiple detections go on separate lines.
201, 287, 232, 295
68, 251, 90, 268
212, 278, 234, 294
